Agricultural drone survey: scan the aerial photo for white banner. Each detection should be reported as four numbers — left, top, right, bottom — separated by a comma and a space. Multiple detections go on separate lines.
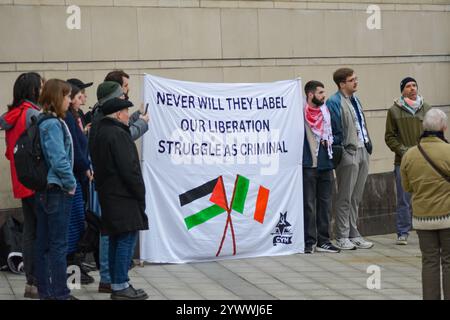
140, 74, 304, 263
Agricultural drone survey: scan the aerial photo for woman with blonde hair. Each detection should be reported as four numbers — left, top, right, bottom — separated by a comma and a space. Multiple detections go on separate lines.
35, 79, 77, 300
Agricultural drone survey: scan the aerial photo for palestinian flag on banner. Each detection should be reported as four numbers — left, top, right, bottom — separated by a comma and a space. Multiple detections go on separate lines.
179, 175, 270, 230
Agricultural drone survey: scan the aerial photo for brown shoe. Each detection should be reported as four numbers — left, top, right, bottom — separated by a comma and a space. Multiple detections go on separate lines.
24, 285, 39, 299
98, 282, 112, 293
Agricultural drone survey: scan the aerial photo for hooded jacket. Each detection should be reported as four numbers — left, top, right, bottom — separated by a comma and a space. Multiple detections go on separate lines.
0, 101, 40, 199
385, 97, 431, 166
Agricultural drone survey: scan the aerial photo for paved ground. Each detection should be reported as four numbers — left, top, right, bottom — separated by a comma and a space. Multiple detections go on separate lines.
0, 232, 423, 300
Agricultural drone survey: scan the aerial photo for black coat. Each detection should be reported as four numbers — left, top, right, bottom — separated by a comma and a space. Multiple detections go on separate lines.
90, 116, 149, 236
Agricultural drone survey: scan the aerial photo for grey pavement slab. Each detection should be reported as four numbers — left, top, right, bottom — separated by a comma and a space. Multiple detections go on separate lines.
0, 232, 426, 300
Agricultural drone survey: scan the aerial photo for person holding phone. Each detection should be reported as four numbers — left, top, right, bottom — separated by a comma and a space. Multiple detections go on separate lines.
104, 70, 149, 140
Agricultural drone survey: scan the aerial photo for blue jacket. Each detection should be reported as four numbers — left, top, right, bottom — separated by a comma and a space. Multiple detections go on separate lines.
326, 91, 372, 154
326, 92, 345, 146
302, 130, 334, 171
64, 111, 90, 180
39, 115, 76, 192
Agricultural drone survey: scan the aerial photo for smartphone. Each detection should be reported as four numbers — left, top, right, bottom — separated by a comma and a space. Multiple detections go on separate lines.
144, 103, 149, 115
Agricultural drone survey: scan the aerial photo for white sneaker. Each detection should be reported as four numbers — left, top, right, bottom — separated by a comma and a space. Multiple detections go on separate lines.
350, 237, 374, 249
396, 235, 408, 245
335, 238, 357, 250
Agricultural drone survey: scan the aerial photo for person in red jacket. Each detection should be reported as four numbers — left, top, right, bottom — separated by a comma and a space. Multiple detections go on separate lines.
0, 72, 44, 299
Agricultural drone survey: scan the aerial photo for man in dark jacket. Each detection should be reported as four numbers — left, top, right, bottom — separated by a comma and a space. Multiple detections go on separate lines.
302, 81, 340, 254
90, 96, 149, 300
385, 77, 431, 245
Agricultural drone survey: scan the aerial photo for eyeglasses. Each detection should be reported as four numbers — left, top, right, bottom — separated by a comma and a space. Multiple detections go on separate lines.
345, 77, 358, 83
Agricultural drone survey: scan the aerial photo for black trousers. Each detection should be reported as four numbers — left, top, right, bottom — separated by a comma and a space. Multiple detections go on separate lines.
303, 168, 333, 248
21, 195, 37, 285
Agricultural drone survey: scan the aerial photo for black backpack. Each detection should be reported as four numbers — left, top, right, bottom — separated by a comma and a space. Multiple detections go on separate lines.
13, 114, 58, 191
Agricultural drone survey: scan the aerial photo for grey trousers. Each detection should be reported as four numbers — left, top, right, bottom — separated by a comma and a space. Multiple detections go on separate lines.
334, 147, 369, 239
417, 228, 450, 300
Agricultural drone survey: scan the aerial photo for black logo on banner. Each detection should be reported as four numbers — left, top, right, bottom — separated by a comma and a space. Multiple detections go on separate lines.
271, 212, 293, 246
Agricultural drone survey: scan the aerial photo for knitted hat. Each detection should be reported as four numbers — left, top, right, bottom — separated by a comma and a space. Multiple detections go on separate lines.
100, 97, 133, 116
96, 81, 124, 106
400, 77, 417, 93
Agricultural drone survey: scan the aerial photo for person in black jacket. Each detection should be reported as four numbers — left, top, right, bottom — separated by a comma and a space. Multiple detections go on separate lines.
63, 83, 95, 285
90, 96, 149, 300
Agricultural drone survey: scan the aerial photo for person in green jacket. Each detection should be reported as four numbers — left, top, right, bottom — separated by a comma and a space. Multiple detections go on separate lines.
385, 77, 431, 245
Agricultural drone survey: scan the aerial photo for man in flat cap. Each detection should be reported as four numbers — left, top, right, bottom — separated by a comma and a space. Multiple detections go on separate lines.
90, 95, 149, 300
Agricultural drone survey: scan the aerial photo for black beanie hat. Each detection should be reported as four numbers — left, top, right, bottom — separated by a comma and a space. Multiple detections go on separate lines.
400, 77, 417, 93
100, 97, 133, 116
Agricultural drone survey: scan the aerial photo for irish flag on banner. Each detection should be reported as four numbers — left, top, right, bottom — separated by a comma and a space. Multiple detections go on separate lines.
140, 74, 304, 263
179, 175, 270, 257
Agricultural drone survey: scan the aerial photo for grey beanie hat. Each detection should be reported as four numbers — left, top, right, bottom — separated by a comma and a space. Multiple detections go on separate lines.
96, 81, 124, 106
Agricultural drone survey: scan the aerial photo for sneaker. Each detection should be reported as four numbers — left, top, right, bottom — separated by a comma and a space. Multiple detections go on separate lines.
304, 246, 314, 254
111, 286, 148, 300
24, 284, 39, 299
80, 269, 95, 285
350, 237, 374, 249
335, 238, 357, 250
316, 243, 341, 253
81, 262, 97, 272
397, 234, 408, 245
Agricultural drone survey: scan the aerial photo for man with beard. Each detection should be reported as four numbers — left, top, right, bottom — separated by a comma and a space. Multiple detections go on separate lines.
104, 70, 149, 140
385, 77, 431, 245
326, 68, 374, 250
302, 81, 340, 254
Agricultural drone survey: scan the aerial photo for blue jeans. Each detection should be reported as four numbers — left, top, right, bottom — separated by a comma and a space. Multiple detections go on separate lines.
109, 232, 137, 291
99, 235, 111, 284
395, 165, 412, 236
100, 235, 137, 285
35, 187, 73, 300
89, 185, 111, 284
91, 188, 137, 285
